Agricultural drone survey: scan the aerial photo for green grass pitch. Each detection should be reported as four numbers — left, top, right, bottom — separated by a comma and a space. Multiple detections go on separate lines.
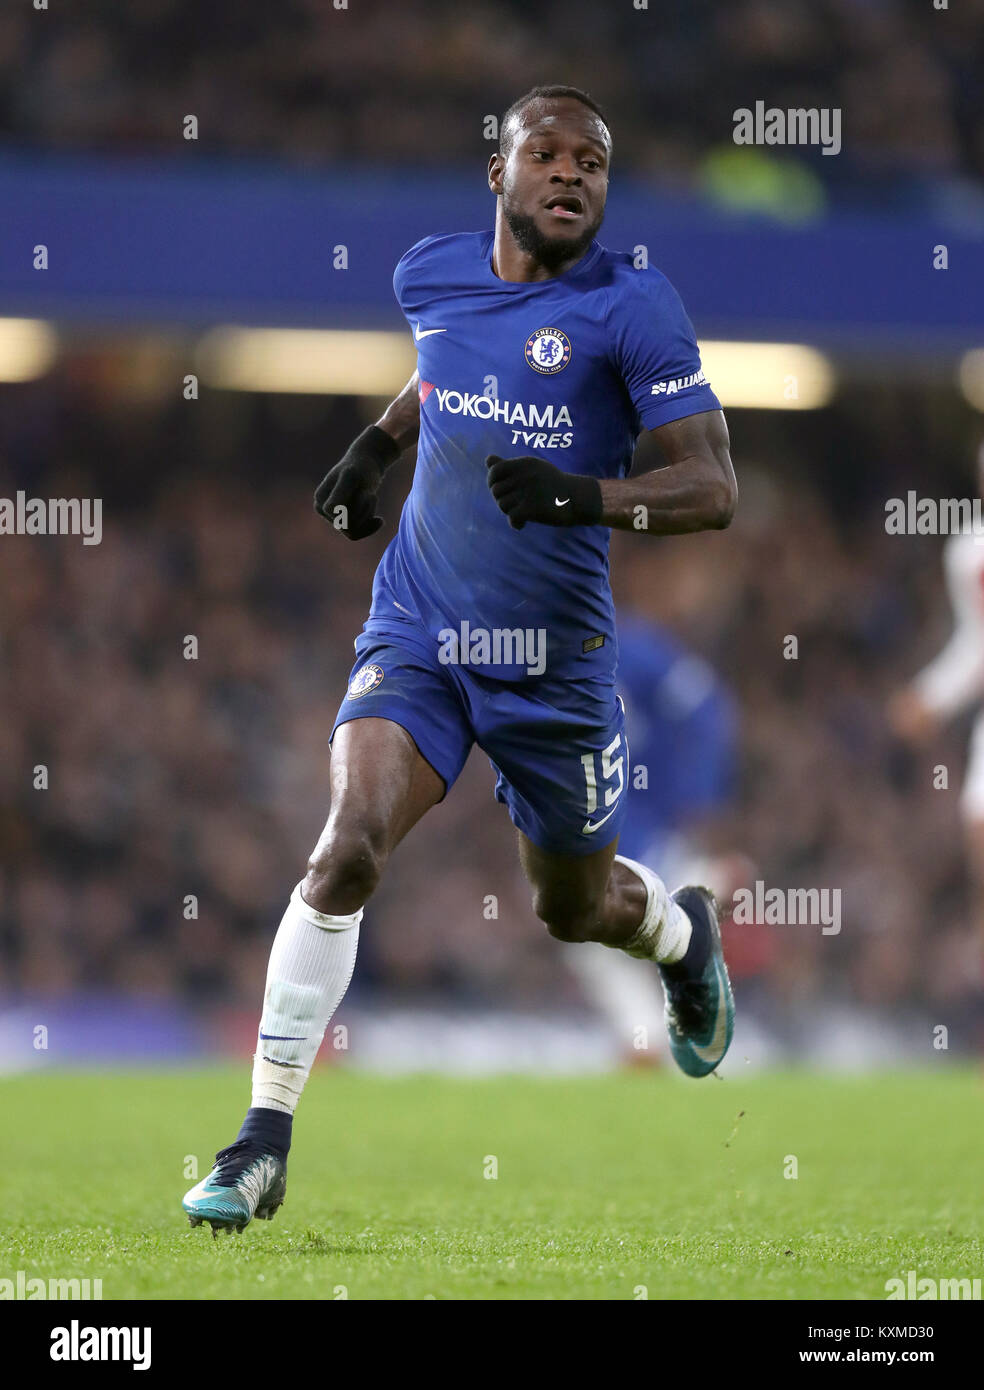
1, 1066, 981, 1300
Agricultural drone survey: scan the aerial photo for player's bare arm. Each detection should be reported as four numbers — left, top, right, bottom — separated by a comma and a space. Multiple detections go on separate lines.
600, 408, 736, 533
376, 369, 421, 451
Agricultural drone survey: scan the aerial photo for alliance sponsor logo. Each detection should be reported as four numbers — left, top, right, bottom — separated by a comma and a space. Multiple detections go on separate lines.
650, 370, 707, 397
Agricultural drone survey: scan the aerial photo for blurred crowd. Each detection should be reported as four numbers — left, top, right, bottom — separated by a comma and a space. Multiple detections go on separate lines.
1, 376, 982, 1029
1, 0, 983, 208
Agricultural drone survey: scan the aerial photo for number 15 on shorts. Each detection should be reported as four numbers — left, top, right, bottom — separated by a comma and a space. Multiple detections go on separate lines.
580, 733, 625, 835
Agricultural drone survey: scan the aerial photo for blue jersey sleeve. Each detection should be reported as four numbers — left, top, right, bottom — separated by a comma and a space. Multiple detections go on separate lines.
393, 236, 433, 317
607, 268, 721, 431
393, 234, 462, 320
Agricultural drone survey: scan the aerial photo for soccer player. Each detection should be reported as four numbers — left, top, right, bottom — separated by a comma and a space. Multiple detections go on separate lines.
183, 86, 738, 1234
888, 441, 984, 950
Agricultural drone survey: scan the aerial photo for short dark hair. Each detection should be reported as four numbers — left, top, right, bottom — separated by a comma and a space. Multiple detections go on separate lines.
499, 85, 610, 159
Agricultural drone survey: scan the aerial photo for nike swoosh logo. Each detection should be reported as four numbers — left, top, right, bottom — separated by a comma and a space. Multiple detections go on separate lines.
554, 497, 570, 507
414, 324, 447, 340
689, 958, 730, 1065
581, 804, 619, 835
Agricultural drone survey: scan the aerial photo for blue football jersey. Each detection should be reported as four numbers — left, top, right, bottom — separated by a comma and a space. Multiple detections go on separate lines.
370, 230, 721, 682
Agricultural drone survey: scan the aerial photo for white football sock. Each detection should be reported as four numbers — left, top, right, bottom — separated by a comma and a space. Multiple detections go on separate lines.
611, 854, 692, 963
251, 882, 361, 1115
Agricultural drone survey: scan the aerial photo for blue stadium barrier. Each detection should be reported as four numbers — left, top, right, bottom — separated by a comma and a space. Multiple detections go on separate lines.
1, 153, 981, 348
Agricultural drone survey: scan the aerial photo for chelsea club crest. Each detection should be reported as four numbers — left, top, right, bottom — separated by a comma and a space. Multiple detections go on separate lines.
348, 663, 384, 698
525, 327, 572, 375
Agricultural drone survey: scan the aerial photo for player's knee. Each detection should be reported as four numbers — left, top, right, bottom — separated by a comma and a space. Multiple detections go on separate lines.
303, 829, 386, 914
533, 890, 604, 944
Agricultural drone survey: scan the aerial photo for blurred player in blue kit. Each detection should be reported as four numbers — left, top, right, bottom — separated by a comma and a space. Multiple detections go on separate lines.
184, 85, 738, 1233
570, 614, 745, 1064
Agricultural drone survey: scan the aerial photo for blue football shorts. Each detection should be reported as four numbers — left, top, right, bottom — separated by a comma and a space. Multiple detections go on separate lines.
330, 618, 628, 857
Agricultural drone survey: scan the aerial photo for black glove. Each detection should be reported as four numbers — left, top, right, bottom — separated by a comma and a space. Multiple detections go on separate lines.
485, 454, 603, 530
314, 424, 400, 540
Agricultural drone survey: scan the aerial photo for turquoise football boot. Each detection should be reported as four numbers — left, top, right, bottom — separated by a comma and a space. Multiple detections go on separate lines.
182, 1140, 286, 1236
659, 885, 735, 1078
